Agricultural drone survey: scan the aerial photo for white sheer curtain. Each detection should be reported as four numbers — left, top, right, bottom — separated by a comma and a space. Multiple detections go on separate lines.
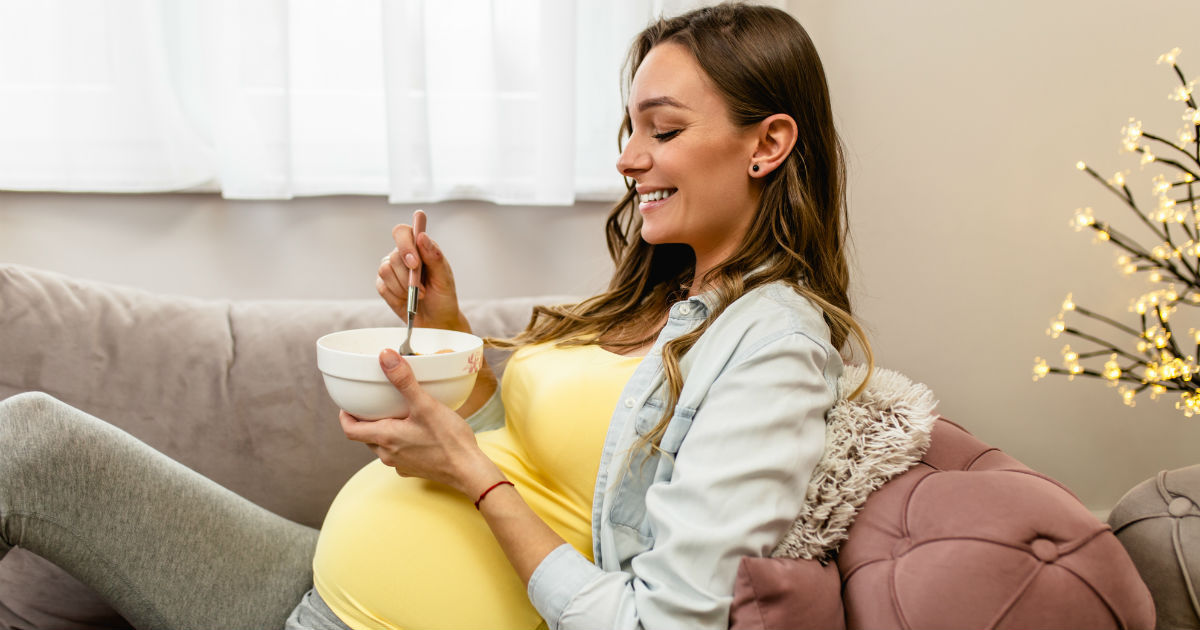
0, 0, 784, 205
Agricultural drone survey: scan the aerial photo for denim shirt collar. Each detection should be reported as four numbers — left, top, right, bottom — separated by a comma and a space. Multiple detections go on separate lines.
679, 263, 779, 317
669, 294, 712, 320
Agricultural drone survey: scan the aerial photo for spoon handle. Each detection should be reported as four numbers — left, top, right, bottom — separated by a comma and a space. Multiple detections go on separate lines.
401, 210, 426, 355
408, 210, 427, 293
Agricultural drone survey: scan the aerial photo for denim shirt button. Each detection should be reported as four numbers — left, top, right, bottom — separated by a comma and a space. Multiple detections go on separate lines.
678, 304, 691, 316
624, 397, 636, 408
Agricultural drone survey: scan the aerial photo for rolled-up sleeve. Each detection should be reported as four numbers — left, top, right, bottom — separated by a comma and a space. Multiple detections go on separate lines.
463, 388, 506, 433
528, 331, 835, 629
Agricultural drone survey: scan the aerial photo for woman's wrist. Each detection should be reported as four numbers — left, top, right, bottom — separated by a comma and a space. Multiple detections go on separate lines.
445, 310, 472, 334
417, 309, 471, 334
456, 310, 474, 334
473, 480, 515, 509
457, 451, 506, 499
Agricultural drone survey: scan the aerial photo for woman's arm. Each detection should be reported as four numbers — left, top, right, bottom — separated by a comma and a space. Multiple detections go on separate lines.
474, 478, 571, 584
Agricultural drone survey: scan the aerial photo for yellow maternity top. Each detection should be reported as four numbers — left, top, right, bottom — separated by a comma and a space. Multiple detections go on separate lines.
311, 341, 643, 630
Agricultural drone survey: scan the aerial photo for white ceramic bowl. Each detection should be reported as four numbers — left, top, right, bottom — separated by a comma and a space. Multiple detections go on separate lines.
316, 327, 484, 420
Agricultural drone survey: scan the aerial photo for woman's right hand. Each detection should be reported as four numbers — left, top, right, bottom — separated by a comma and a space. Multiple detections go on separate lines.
378, 221, 470, 333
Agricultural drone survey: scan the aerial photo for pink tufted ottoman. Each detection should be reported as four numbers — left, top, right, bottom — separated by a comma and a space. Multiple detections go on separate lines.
730, 418, 1155, 629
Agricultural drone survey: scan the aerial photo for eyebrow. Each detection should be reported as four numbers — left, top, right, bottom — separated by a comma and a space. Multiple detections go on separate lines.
635, 96, 691, 113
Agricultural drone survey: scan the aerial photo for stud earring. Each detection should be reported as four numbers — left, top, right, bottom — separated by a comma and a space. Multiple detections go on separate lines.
751, 164, 760, 173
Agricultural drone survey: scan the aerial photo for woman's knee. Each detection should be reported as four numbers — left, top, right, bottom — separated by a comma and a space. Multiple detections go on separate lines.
0, 392, 82, 459
1, 391, 64, 416
0, 391, 70, 432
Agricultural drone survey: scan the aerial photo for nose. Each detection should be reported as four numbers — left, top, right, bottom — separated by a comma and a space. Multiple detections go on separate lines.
616, 135, 650, 179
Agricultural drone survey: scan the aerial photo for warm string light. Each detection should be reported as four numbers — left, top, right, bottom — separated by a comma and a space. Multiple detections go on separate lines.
1170, 80, 1197, 103
1036, 47, 1200, 417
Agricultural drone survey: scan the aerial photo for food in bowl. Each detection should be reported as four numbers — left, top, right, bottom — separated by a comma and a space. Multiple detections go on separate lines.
316, 327, 484, 420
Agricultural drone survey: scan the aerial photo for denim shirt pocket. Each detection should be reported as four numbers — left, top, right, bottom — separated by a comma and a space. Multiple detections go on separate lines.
608, 398, 696, 536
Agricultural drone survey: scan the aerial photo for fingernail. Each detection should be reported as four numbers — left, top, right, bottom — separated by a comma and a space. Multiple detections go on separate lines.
404, 253, 418, 268
380, 350, 401, 370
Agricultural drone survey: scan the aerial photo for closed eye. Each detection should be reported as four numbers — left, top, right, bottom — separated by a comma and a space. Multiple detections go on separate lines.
652, 129, 681, 141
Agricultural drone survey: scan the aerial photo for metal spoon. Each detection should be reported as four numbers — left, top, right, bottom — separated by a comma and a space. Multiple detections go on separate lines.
399, 210, 426, 356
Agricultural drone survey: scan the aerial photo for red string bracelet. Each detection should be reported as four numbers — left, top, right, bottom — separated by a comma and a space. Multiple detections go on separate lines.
474, 480, 514, 510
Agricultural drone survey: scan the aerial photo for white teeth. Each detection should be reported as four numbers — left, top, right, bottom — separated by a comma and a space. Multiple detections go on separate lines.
639, 189, 675, 203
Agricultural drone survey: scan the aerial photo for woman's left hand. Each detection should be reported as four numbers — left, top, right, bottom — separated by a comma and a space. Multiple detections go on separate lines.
339, 348, 502, 497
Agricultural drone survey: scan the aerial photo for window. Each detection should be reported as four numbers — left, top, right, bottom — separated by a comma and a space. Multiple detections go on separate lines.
0, 0, 784, 204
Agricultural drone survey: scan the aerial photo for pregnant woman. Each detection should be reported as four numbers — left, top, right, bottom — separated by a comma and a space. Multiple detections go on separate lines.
0, 3, 872, 628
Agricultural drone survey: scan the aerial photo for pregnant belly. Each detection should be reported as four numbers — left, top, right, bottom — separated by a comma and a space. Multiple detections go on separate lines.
312, 459, 543, 630
312, 423, 594, 630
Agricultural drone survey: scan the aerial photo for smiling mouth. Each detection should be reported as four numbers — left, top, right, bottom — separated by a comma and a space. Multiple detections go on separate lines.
638, 188, 676, 204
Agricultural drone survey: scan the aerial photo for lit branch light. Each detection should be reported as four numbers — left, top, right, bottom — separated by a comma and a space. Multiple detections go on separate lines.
1035, 47, 1200, 417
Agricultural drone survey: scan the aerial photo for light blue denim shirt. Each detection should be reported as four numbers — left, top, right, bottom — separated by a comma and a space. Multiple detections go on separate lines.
466, 281, 841, 629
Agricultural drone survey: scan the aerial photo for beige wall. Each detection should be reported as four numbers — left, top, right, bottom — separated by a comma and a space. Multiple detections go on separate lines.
3, 0, 1200, 514
0, 193, 614, 301
789, 0, 1200, 514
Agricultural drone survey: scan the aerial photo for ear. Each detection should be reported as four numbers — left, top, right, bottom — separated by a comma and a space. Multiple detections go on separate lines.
748, 114, 798, 178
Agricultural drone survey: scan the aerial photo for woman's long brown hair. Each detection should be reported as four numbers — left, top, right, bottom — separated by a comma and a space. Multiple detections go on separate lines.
486, 2, 873, 455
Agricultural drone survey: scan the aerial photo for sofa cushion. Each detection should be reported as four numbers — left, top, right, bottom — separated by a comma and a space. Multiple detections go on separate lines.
1109, 464, 1200, 629
729, 556, 844, 629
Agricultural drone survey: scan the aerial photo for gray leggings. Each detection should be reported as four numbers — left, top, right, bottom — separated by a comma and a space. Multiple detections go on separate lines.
0, 391, 321, 629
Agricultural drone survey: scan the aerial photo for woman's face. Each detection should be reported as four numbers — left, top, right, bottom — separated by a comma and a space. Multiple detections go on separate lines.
617, 43, 760, 268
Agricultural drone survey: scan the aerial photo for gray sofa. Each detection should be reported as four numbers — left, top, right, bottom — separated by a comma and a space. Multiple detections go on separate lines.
0, 262, 1185, 629
0, 263, 562, 629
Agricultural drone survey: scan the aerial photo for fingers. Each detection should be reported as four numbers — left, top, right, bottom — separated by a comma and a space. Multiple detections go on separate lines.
394, 222, 448, 280
339, 410, 384, 445
376, 275, 405, 316
377, 240, 424, 320
391, 223, 421, 274
380, 221, 461, 327
415, 232, 456, 294
378, 250, 407, 294
379, 349, 431, 410
339, 412, 408, 474
385, 222, 428, 285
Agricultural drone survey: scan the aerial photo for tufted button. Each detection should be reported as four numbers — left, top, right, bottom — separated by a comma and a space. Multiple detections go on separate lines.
678, 304, 692, 316
1031, 538, 1059, 563
624, 397, 636, 408
1169, 496, 1194, 517
891, 537, 912, 558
